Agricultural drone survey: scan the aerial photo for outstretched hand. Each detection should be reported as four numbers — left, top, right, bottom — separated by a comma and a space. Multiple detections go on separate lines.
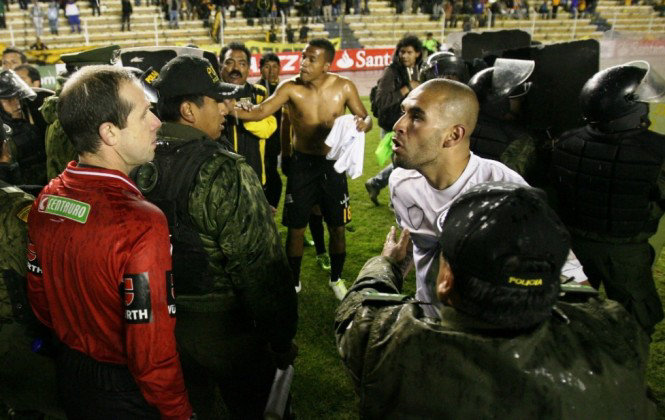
355, 115, 372, 133
381, 226, 411, 263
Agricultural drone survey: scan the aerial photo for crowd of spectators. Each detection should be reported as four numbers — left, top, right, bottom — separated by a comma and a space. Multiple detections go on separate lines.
391, 0, 602, 28
223, 0, 371, 25
1, 0, 661, 45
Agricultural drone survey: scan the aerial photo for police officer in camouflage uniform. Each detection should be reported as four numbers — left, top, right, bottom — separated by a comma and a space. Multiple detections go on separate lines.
551, 61, 665, 335
336, 182, 654, 418
468, 58, 541, 185
0, 121, 63, 418
41, 45, 120, 181
135, 55, 298, 419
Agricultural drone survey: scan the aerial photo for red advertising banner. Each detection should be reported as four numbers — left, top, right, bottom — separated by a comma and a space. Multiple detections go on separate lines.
248, 48, 395, 77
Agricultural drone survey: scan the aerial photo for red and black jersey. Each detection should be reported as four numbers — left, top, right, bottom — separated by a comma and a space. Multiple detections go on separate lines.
27, 161, 192, 420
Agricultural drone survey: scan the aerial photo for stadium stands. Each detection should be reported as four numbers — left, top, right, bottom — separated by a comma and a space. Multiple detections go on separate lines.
1, 0, 663, 53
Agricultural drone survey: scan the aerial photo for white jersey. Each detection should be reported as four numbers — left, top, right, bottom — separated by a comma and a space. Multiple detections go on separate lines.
391, 153, 527, 318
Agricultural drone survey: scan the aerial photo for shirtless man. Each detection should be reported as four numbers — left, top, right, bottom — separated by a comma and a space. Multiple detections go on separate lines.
235, 38, 372, 299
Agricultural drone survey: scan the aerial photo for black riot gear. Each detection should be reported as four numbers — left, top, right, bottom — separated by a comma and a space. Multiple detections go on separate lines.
580, 61, 665, 133
468, 58, 534, 120
0, 70, 36, 101
420, 52, 470, 83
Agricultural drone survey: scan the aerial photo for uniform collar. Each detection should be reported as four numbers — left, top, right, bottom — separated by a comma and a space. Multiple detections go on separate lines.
440, 305, 543, 337
440, 305, 513, 333
158, 122, 212, 141
63, 161, 142, 196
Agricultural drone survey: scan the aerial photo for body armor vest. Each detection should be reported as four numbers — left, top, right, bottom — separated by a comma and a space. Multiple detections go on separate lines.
133, 139, 224, 295
552, 126, 665, 238
470, 116, 513, 162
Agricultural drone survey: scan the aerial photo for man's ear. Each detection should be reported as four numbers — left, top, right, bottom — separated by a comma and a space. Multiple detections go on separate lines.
180, 101, 196, 124
98, 122, 118, 146
442, 124, 466, 148
436, 255, 455, 302
323, 61, 331, 72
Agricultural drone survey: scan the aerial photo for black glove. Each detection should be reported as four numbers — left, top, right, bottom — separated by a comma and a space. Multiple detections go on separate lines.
271, 341, 298, 370
281, 155, 292, 177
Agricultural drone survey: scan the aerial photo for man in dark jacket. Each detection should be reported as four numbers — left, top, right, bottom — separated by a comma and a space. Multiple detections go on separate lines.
337, 182, 654, 418
365, 35, 423, 205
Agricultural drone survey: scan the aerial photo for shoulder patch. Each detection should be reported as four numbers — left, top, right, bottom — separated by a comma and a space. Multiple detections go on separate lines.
120, 273, 153, 324
166, 270, 176, 317
16, 204, 31, 223
37, 195, 91, 224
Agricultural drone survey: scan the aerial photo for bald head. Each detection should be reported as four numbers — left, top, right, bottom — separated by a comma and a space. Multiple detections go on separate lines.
413, 79, 479, 140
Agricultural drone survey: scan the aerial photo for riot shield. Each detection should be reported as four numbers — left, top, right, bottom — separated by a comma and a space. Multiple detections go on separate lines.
502, 39, 600, 136
460, 30, 531, 63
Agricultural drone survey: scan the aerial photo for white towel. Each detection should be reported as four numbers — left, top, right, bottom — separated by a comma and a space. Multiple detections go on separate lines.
324, 115, 365, 179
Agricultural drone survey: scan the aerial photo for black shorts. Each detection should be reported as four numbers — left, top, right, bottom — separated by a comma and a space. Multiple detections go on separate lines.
282, 151, 351, 228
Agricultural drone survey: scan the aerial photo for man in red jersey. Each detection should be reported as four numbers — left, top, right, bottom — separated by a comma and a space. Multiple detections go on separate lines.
26, 65, 193, 420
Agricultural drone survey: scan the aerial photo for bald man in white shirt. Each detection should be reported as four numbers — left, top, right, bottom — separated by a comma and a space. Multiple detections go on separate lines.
389, 79, 586, 318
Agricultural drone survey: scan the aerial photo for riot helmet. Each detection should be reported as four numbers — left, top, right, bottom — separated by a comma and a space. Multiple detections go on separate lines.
580, 60, 665, 133
467, 58, 535, 119
0, 70, 37, 101
420, 52, 470, 83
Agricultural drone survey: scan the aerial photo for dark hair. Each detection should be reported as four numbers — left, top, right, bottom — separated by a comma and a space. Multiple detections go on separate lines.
156, 94, 205, 123
15, 64, 40, 84
260, 52, 280, 68
57, 66, 135, 155
452, 268, 560, 330
395, 35, 423, 65
308, 38, 335, 63
2, 47, 27, 64
219, 42, 251, 63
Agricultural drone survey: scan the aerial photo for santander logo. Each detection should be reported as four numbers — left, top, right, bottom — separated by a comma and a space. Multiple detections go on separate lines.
336, 51, 355, 69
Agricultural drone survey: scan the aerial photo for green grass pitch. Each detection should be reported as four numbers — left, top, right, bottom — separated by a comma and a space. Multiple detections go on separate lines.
279, 97, 665, 418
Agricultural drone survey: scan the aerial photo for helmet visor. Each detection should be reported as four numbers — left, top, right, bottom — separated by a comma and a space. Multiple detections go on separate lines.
0, 70, 37, 101
492, 58, 535, 98
422, 53, 469, 83
627, 60, 665, 103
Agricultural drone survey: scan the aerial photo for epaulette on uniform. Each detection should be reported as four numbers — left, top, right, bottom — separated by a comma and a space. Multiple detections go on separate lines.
361, 291, 411, 307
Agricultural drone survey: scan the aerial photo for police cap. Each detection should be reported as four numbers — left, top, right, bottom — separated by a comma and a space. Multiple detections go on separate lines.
153, 55, 244, 101
437, 182, 569, 292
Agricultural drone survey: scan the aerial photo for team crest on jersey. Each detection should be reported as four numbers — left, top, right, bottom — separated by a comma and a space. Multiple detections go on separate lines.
407, 205, 424, 230
166, 270, 176, 317
120, 273, 152, 324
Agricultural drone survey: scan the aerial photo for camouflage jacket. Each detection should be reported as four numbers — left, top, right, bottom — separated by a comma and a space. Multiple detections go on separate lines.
40, 95, 77, 181
0, 182, 33, 323
335, 256, 655, 419
136, 122, 297, 351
